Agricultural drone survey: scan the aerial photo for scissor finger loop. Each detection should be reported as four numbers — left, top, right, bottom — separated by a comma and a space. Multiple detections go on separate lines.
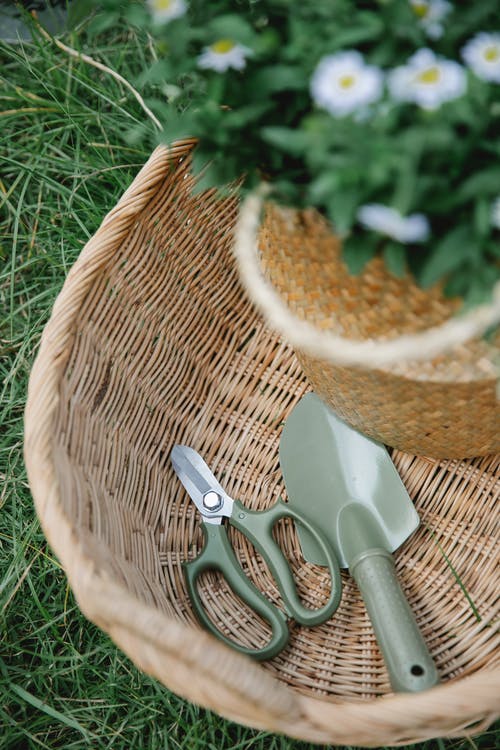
171, 444, 342, 659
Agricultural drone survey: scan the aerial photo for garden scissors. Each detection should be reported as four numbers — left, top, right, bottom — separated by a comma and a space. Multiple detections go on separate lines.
170, 445, 341, 660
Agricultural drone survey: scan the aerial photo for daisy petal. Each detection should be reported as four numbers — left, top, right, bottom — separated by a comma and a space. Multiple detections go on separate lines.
462, 32, 500, 83
388, 48, 466, 109
357, 204, 430, 243
198, 40, 252, 72
147, 0, 187, 25
310, 51, 384, 117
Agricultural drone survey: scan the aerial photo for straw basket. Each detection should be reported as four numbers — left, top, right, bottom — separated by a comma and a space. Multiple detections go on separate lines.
25, 141, 499, 746
234, 195, 500, 459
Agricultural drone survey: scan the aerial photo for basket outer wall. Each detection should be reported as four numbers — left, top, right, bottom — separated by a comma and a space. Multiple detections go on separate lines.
24, 142, 500, 746
296, 350, 498, 458
254, 204, 499, 458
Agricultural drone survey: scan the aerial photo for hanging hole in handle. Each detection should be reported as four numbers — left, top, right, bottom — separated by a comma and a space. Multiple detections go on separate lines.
411, 664, 425, 676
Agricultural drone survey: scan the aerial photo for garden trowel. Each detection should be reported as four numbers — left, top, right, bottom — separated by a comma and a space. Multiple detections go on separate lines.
279, 392, 439, 693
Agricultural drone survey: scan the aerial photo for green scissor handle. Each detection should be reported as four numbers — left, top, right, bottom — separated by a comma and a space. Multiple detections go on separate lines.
184, 523, 289, 661
230, 499, 342, 627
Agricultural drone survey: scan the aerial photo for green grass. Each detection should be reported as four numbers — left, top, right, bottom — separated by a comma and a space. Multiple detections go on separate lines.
0, 15, 498, 750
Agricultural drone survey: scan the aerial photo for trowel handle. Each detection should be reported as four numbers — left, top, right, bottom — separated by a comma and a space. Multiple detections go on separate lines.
350, 549, 439, 693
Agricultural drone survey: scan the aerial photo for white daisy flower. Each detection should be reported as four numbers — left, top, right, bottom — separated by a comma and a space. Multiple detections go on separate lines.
462, 32, 500, 84
388, 49, 467, 110
310, 51, 384, 117
409, 0, 452, 40
491, 197, 500, 230
198, 39, 252, 72
147, 0, 187, 25
357, 204, 430, 243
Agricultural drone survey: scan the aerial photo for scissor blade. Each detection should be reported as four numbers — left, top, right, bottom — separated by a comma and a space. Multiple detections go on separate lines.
170, 445, 233, 521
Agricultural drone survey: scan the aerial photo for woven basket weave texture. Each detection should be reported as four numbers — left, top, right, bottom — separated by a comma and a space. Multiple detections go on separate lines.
24, 142, 500, 746
253, 205, 500, 458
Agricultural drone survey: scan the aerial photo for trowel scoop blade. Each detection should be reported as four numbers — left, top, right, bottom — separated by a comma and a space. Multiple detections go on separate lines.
279, 393, 419, 568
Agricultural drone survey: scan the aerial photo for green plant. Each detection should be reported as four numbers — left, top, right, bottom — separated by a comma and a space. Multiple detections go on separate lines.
83, 0, 500, 306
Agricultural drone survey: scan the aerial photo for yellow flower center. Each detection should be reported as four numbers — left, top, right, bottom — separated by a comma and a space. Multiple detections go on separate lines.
339, 74, 356, 89
412, 2, 429, 19
484, 45, 500, 62
417, 66, 441, 84
211, 39, 236, 54
154, 0, 173, 9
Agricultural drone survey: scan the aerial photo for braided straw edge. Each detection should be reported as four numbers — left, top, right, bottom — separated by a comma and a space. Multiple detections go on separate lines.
23, 141, 300, 722
24, 143, 500, 745
234, 186, 500, 369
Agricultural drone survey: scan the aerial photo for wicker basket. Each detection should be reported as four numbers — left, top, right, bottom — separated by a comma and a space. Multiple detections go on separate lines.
234, 197, 500, 458
25, 141, 499, 746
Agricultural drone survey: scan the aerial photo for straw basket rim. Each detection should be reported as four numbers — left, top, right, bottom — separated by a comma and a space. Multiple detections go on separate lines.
236, 188, 499, 457
234, 187, 500, 373
24, 142, 500, 746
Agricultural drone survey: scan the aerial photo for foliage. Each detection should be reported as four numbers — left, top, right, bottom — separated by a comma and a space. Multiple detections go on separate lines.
80, 0, 500, 304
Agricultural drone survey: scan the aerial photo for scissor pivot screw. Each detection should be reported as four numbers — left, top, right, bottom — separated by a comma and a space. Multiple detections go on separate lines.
203, 490, 223, 512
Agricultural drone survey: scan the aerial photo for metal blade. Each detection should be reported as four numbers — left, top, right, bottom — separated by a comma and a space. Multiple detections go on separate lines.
279, 393, 419, 568
170, 445, 234, 523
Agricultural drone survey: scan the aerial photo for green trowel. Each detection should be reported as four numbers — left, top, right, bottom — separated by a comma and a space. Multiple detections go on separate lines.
279, 392, 439, 693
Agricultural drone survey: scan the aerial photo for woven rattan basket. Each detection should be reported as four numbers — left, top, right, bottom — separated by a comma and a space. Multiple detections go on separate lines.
234, 195, 500, 459
25, 141, 499, 746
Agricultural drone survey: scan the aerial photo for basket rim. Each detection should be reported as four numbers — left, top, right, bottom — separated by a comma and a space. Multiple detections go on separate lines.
234, 188, 500, 373
23, 142, 500, 746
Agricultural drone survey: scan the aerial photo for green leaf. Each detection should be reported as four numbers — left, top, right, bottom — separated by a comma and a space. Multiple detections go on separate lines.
342, 233, 378, 275
250, 66, 307, 94
136, 59, 171, 86
252, 28, 281, 55
327, 189, 359, 234
124, 122, 152, 146
459, 168, 500, 200
206, 75, 226, 105
383, 242, 407, 278
159, 109, 195, 144
474, 198, 492, 238
419, 225, 478, 288
486, 237, 500, 258
409, 125, 452, 150
325, 13, 384, 49
190, 150, 241, 193
191, 146, 212, 176
206, 15, 257, 46
223, 102, 273, 129
442, 267, 474, 299
123, 3, 149, 27
307, 172, 342, 204
392, 161, 418, 215
260, 126, 310, 156
301, 112, 333, 139
446, 264, 500, 310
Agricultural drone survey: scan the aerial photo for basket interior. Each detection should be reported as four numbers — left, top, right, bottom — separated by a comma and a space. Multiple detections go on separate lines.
52, 152, 499, 702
